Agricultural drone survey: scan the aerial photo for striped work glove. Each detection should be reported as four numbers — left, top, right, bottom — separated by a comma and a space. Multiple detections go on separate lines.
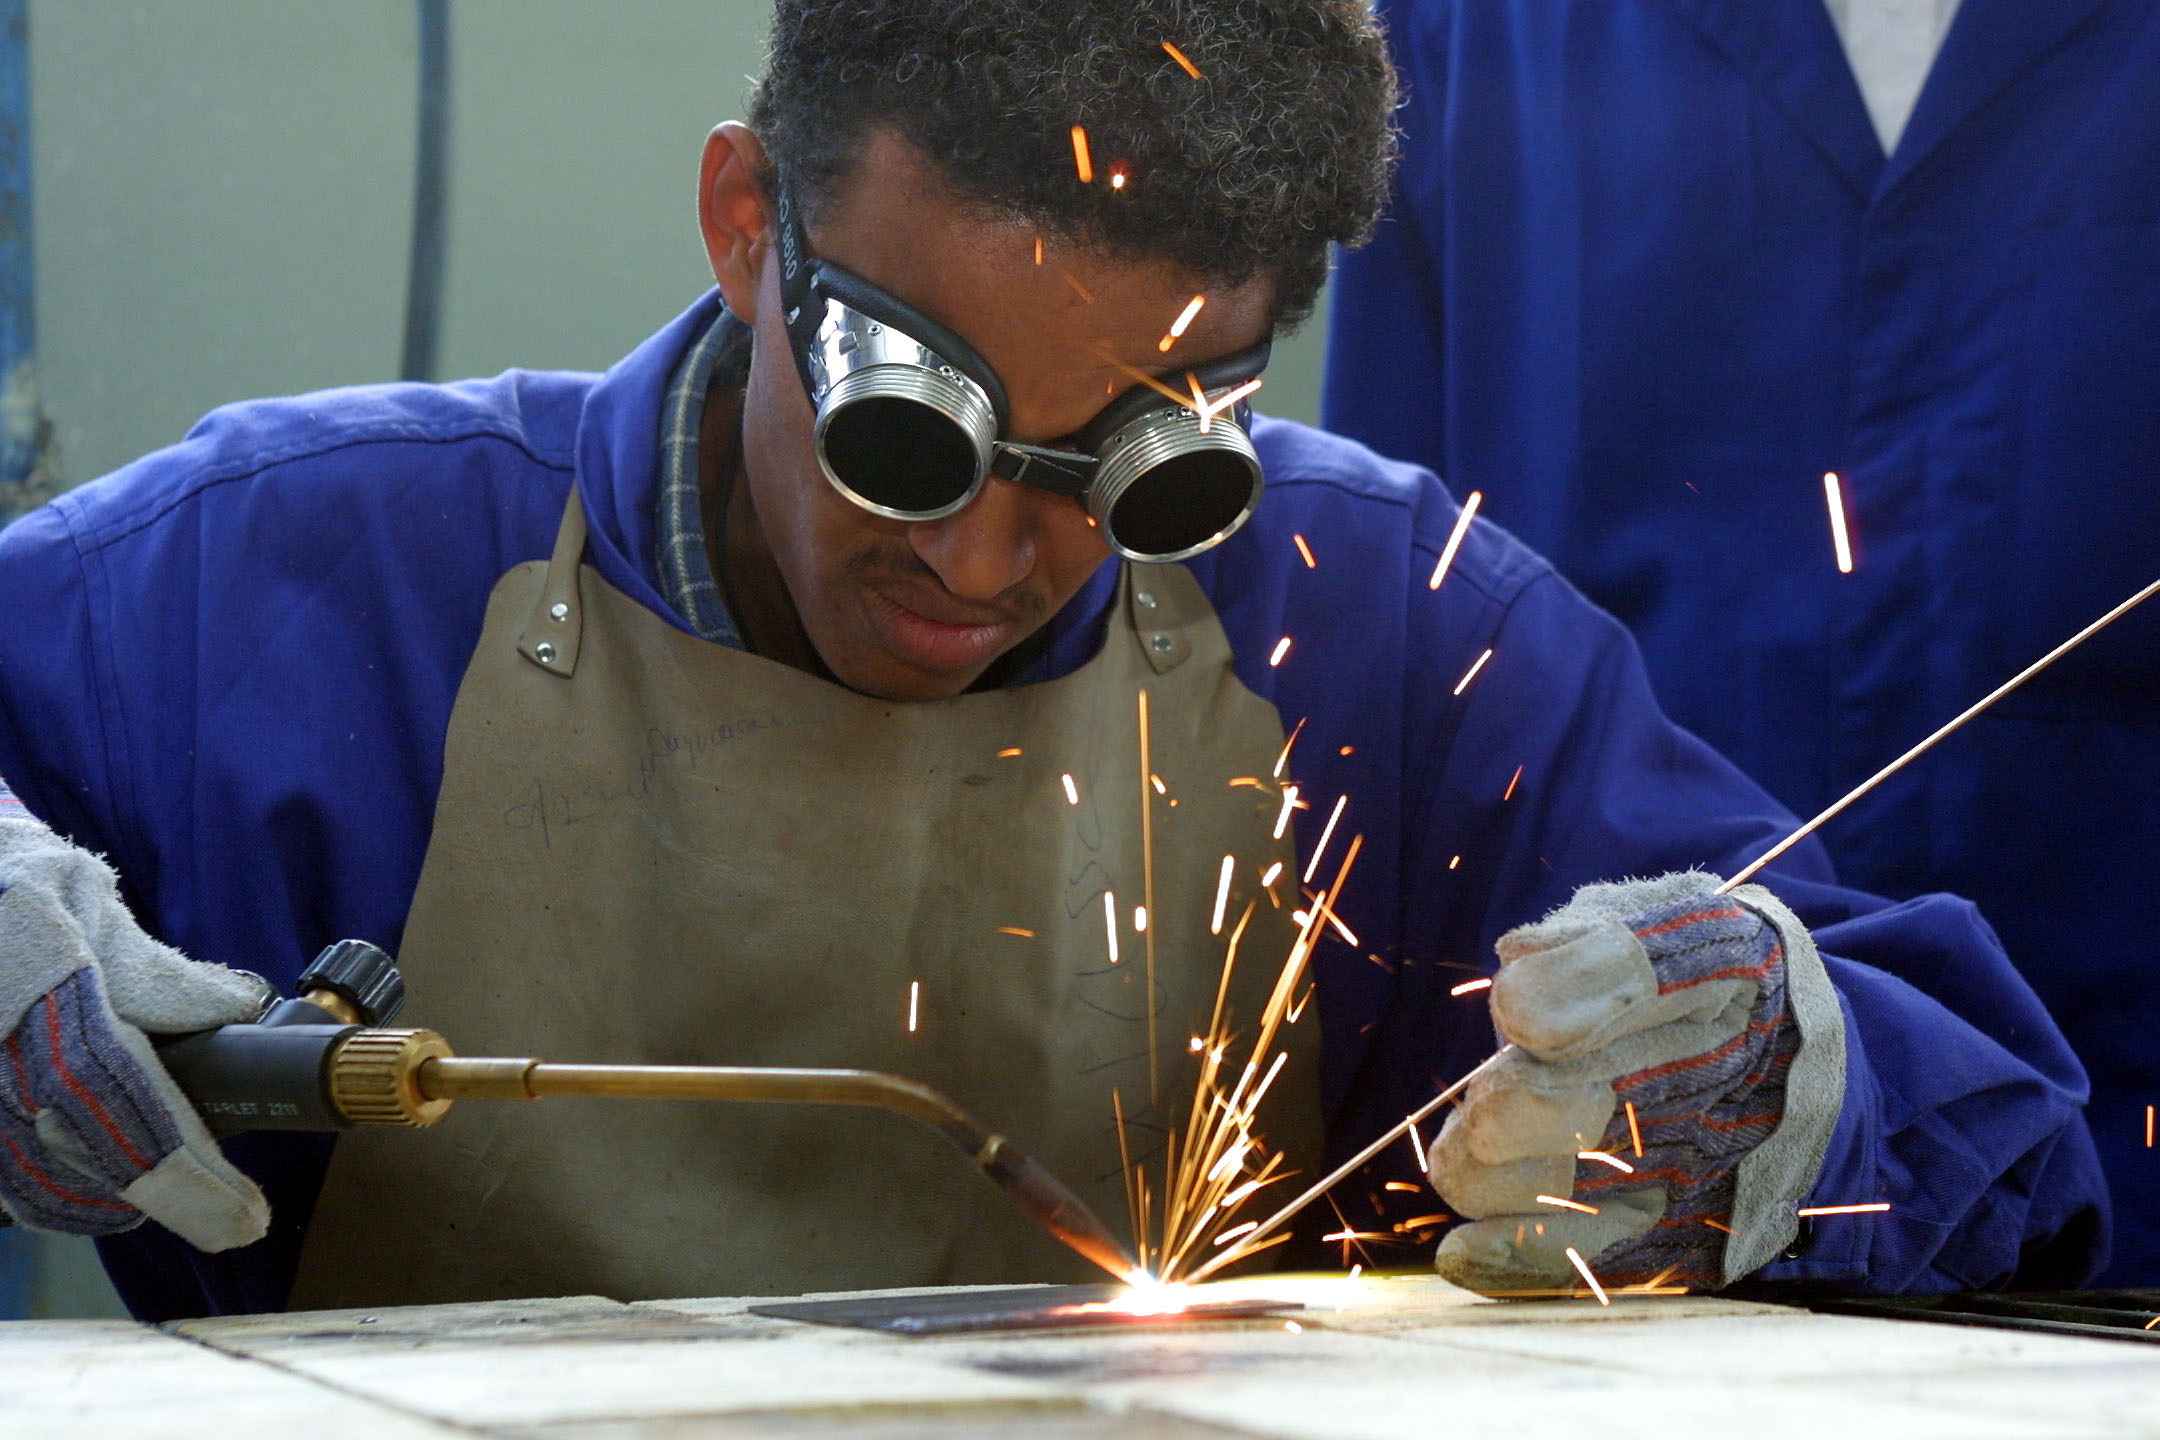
1428, 871, 1846, 1291
0, 782, 274, 1251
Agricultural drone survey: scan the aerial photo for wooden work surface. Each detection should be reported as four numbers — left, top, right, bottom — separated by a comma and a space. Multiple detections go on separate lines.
7, 1276, 2160, 1438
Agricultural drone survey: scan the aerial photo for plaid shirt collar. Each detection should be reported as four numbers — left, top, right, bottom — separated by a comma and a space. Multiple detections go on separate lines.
653, 309, 752, 647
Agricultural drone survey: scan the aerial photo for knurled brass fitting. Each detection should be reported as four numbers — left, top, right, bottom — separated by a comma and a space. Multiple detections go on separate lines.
329, 1029, 456, 1127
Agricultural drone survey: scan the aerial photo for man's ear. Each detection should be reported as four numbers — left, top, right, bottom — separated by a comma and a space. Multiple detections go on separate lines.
699, 121, 770, 323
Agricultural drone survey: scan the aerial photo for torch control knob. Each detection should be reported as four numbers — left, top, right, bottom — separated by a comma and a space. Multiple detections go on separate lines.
298, 939, 406, 1026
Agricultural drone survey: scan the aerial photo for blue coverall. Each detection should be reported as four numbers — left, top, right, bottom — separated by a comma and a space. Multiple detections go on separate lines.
1325, 0, 2160, 1284
0, 295, 2106, 1317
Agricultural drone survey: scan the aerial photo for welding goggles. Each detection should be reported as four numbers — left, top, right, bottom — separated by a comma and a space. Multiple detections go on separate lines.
771, 177, 1270, 563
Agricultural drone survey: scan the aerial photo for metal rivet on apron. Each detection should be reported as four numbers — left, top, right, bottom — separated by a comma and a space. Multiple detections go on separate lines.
1136, 590, 1157, 609
549, 601, 569, 622
1150, 634, 1173, 653
535, 642, 557, 663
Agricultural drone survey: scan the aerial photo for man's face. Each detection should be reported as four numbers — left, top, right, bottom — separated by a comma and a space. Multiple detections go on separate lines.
734, 131, 1274, 702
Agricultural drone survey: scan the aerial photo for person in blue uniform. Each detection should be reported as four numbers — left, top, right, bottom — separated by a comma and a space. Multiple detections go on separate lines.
1324, 0, 2160, 1285
0, 0, 2108, 1319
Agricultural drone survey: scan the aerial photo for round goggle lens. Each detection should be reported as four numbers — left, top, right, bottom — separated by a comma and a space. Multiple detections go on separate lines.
1106, 448, 1259, 560
820, 396, 982, 515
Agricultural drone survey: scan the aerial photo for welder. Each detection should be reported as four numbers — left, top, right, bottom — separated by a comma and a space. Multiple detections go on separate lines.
0, 0, 2107, 1320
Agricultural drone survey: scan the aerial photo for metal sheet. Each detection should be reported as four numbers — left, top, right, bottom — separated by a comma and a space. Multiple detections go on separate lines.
751, 1284, 1300, 1336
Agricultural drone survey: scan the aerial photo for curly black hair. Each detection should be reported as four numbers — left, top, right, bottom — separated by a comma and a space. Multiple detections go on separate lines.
747, 0, 1397, 329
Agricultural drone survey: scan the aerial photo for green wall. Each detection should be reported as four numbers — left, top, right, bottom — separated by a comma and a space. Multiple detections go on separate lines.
21, 0, 1331, 1318
34, 0, 1328, 492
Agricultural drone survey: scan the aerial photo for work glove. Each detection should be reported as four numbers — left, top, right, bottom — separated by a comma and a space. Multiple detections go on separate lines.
1428, 871, 1846, 1292
0, 787, 274, 1251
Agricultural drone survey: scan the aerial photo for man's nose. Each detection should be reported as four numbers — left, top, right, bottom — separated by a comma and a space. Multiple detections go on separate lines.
908, 476, 1037, 601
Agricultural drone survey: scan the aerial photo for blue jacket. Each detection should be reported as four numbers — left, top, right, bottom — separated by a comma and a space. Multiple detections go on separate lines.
1325, 0, 2159, 1284
0, 295, 2105, 1318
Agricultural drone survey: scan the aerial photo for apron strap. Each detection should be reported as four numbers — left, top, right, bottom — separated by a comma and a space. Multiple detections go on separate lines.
518, 487, 590, 677
1124, 563, 1217, 676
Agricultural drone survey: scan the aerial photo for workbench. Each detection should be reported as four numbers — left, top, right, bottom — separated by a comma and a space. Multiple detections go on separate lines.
7, 1276, 2159, 1438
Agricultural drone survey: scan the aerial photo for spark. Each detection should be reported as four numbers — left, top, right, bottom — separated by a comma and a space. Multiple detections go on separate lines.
1349, 1265, 1363, 1279
1426, 490, 1483, 590
996, 926, 1036, 939
1103, 890, 1120, 964
1538, 1194, 1600, 1215
1187, 1044, 1518, 1285
1110, 166, 1129, 190
1062, 272, 1096, 304
1716, 575, 2160, 893
1269, 637, 1293, 667
1283, 1320, 1303, 1333
1702, 1218, 1734, 1235
1032, 236, 1043, 266
1211, 854, 1235, 934
1260, 860, 1284, 887
1385, 1181, 1422, 1193
1293, 534, 1317, 568
1824, 472, 1855, 574
1095, 346, 1199, 410
1339, 744, 1354, 756
1151, 773, 1167, 795
1162, 39, 1203, 78
1448, 855, 1461, 870
1070, 125, 1095, 183
998, 746, 1024, 758
1197, 377, 1264, 427
1578, 1150, 1635, 1174
1564, 1247, 1611, 1306
2146, 1316, 2160, 1331
1394, 1213, 1450, 1230
1061, 773, 1080, 805
907, 981, 920, 1033
1272, 785, 1299, 839
1139, 688, 1160, 1097
1156, 295, 1207, 356
1625, 1101, 1644, 1157
1291, 898, 1358, 946
1449, 977, 1493, 997
1796, 1202, 1892, 1216
1408, 1121, 1426, 1167
1190, 1036, 1206, 1052
1273, 718, 1306, 778
1452, 648, 1493, 696
1132, 839, 1365, 1283
1503, 764, 1523, 801
2147, 1104, 2155, 1148
1134, 905, 1149, 933
1229, 776, 1264, 789
1303, 795, 1348, 883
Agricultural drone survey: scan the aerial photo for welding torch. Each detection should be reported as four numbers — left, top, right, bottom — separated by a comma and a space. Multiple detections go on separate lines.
154, 940, 1138, 1282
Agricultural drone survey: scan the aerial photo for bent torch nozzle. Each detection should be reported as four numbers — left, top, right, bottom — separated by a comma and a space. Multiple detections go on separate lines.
168, 1019, 1138, 1282
415, 1056, 1140, 1283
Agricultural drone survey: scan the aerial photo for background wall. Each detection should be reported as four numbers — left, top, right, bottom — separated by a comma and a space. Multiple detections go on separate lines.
34, 0, 1330, 492
14, 0, 1333, 1317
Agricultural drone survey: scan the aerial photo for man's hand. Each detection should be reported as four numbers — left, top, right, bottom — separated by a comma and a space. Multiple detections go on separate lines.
0, 790, 274, 1251
1427, 872, 1845, 1291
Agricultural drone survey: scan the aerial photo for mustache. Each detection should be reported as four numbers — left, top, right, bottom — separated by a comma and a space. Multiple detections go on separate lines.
844, 542, 1050, 625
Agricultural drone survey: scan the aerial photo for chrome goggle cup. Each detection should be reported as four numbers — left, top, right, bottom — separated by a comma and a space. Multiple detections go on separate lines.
803, 299, 1000, 522
1087, 404, 1265, 564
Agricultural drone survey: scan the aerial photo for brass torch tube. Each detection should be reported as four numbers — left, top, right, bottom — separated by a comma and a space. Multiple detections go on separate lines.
410, 1056, 1138, 1283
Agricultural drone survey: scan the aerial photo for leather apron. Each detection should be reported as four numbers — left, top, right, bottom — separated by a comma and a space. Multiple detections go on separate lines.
291, 491, 1319, 1308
